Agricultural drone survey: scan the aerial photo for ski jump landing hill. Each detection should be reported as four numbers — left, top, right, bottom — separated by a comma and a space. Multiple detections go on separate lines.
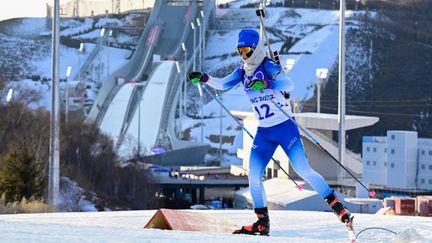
86, 0, 215, 163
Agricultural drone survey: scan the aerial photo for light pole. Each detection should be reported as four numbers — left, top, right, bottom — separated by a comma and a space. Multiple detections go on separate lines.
6, 88, 13, 103
190, 22, 196, 71
100, 28, 105, 42
315, 68, 328, 114
196, 18, 201, 71
49, 0, 60, 211
78, 43, 84, 84
138, 89, 141, 159
175, 61, 182, 138
218, 91, 223, 164
181, 42, 187, 120
338, 0, 347, 181
200, 10, 205, 70
195, 18, 204, 143
99, 28, 105, 85
65, 66, 72, 127
137, 84, 144, 159
107, 29, 113, 81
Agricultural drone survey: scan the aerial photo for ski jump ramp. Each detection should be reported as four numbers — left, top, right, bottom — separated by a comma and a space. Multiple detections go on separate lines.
117, 62, 175, 158
94, 1, 214, 162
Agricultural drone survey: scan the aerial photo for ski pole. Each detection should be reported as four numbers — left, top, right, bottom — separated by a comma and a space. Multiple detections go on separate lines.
266, 97, 376, 197
255, 7, 275, 61
255, 7, 375, 197
200, 84, 303, 191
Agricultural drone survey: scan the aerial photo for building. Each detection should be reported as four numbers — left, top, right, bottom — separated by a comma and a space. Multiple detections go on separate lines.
418, 138, 432, 190
363, 131, 432, 190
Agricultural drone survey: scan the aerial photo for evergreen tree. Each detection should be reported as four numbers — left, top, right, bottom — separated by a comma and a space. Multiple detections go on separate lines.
0, 146, 45, 203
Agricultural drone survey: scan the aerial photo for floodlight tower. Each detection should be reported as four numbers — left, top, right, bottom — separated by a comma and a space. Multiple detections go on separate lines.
73, 0, 79, 17
115, 0, 121, 14
315, 68, 328, 113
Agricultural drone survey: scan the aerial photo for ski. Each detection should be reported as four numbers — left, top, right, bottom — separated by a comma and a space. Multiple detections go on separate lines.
346, 216, 356, 243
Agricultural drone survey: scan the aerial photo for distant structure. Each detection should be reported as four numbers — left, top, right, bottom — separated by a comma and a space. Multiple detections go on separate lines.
363, 131, 432, 191
46, 0, 152, 18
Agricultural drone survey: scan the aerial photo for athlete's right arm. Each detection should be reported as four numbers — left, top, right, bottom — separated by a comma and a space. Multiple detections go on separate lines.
189, 68, 242, 91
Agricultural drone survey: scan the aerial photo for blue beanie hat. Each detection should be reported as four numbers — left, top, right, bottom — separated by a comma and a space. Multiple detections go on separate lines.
237, 29, 259, 49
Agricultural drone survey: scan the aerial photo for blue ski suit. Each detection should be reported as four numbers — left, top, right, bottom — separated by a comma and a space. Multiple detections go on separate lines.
205, 58, 333, 209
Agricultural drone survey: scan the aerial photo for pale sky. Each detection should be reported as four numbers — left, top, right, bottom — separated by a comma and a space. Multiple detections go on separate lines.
0, 0, 54, 21
0, 0, 157, 21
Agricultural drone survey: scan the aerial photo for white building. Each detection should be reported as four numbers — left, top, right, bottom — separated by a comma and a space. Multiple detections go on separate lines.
417, 138, 432, 190
363, 131, 432, 190
362, 136, 387, 186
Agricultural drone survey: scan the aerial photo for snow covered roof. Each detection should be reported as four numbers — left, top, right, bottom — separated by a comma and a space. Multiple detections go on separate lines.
231, 111, 379, 131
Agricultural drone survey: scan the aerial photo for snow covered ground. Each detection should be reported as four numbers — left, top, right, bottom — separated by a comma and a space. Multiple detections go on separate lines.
1, 16, 136, 110
0, 209, 430, 242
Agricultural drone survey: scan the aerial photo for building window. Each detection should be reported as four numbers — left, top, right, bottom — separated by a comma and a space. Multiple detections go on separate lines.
384, 148, 387, 153
391, 163, 395, 169
429, 179, 432, 185
267, 168, 272, 179
391, 149, 395, 154
421, 150, 425, 155
373, 161, 377, 166
273, 169, 278, 178
429, 165, 432, 170
421, 178, 425, 184
366, 147, 370, 152
422, 164, 426, 170
373, 147, 377, 152
429, 150, 432, 156
384, 162, 387, 167
391, 134, 395, 140
366, 161, 370, 166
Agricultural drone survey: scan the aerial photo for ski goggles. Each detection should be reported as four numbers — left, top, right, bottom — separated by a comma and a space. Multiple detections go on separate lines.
236, 46, 253, 55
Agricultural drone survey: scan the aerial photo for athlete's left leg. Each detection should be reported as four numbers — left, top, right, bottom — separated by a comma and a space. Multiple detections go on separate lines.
277, 119, 352, 224
278, 119, 333, 198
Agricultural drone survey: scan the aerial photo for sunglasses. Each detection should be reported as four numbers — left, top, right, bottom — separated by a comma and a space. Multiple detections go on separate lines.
236, 46, 253, 55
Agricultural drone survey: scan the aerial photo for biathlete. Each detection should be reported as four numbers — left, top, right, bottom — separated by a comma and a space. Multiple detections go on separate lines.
188, 28, 352, 236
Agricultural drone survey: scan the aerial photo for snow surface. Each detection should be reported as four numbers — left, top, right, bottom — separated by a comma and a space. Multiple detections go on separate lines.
99, 83, 136, 145
1, 15, 133, 110
0, 209, 430, 242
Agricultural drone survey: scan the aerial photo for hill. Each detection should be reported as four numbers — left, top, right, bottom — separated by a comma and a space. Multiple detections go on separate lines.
301, 0, 432, 152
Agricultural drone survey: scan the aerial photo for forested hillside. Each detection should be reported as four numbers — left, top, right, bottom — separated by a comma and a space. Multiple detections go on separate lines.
302, 0, 432, 152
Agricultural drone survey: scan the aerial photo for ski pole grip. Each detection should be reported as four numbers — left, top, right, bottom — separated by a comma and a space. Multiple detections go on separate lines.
256, 9, 265, 18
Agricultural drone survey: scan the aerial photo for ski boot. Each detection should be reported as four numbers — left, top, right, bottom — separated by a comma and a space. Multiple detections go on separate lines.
233, 207, 270, 236
325, 191, 353, 225
325, 191, 356, 242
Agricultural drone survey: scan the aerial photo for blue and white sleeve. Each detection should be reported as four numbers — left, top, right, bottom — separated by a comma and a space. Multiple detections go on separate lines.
205, 67, 243, 90
264, 59, 294, 92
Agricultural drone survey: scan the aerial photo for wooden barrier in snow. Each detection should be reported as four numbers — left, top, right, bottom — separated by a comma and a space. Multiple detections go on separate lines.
144, 208, 236, 233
